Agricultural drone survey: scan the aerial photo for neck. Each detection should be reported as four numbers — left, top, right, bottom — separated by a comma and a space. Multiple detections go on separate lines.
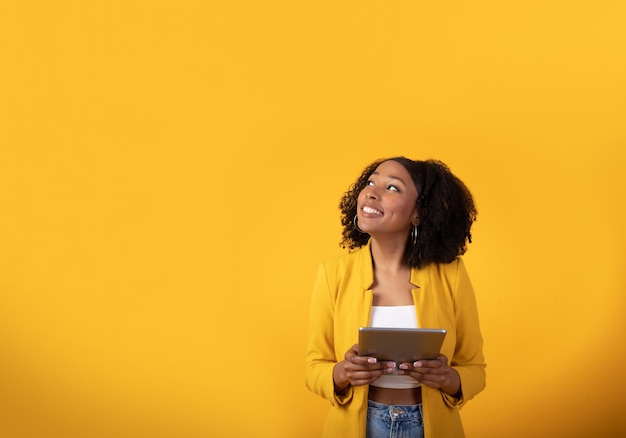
370, 236, 408, 273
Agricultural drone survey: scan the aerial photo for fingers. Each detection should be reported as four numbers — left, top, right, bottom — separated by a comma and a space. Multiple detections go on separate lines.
345, 345, 374, 366
345, 344, 393, 368
400, 355, 446, 371
398, 355, 452, 388
342, 344, 396, 386
346, 369, 384, 386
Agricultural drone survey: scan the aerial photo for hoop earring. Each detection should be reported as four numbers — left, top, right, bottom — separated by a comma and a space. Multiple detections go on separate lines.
410, 225, 419, 246
354, 215, 365, 233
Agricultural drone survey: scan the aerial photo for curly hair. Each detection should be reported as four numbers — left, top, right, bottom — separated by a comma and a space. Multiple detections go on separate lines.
339, 156, 477, 268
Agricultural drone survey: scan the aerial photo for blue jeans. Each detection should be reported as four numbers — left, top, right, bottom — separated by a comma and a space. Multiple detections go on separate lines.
366, 400, 424, 438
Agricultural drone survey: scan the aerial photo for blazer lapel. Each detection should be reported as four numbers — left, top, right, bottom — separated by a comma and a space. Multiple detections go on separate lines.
356, 240, 374, 328
411, 265, 436, 328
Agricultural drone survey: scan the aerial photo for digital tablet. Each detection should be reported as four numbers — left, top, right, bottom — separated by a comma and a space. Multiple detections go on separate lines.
358, 327, 447, 363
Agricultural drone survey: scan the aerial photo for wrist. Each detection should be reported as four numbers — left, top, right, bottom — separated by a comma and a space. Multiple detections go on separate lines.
442, 368, 461, 396
333, 361, 350, 393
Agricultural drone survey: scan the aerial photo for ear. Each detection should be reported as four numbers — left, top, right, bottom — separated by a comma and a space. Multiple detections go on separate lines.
412, 215, 419, 227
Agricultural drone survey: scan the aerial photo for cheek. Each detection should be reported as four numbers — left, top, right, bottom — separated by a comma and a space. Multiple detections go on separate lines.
398, 203, 417, 220
356, 190, 367, 204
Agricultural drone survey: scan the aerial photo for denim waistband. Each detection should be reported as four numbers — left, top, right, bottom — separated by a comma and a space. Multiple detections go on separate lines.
367, 399, 423, 420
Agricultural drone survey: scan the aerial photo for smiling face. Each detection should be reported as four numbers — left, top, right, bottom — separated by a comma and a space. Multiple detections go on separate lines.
356, 160, 419, 238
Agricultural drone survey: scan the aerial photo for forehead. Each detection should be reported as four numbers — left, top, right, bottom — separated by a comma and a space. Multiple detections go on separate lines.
372, 160, 412, 180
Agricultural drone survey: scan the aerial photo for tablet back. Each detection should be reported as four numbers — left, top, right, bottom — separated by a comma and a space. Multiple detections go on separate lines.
358, 327, 447, 363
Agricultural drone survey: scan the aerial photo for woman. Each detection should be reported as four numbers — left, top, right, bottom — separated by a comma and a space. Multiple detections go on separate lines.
305, 157, 486, 438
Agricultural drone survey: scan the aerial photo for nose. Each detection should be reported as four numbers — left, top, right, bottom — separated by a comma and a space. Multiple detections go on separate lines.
367, 188, 379, 199
363, 185, 379, 199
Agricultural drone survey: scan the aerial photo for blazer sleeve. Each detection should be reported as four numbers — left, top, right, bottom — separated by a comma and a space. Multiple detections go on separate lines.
442, 257, 487, 408
305, 262, 354, 406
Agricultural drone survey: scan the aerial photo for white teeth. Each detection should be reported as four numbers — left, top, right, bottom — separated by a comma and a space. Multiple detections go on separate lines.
363, 206, 382, 215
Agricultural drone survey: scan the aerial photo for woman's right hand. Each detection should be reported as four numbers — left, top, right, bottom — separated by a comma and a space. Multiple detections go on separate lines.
333, 344, 397, 392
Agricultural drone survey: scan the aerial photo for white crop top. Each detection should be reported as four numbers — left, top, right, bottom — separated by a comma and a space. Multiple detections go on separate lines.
369, 305, 421, 389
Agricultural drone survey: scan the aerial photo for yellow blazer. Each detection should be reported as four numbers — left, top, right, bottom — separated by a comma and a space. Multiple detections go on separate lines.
305, 241, 486, 438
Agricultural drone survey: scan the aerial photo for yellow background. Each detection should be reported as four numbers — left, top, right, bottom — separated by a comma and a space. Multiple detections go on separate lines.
1, 1, 625, 437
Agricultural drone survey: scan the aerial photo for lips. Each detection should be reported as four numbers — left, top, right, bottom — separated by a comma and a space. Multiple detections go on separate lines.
362, 206, 383, 216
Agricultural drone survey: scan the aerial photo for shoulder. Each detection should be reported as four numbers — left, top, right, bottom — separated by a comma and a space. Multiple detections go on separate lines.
316, 245, 372, 287
417, 257, 467, 288
318, 247, 364, 272
428, 257, 466, 275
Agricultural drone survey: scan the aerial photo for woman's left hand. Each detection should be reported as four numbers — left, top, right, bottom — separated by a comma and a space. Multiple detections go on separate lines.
398, 354, 461, 397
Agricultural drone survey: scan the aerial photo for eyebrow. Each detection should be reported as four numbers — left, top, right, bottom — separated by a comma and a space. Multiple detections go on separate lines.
371, 171, 408, 185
